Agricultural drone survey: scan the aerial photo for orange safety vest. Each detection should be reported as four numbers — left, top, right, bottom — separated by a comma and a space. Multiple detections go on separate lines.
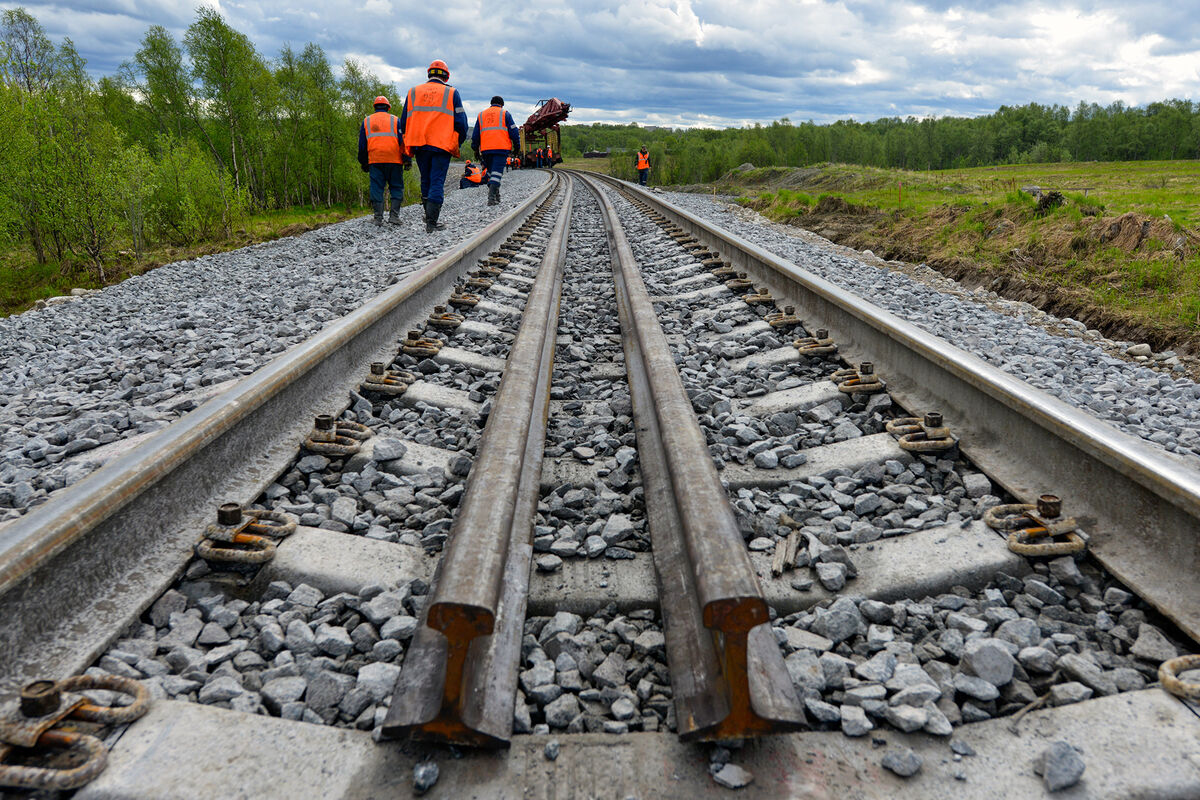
637, 151, 650, 170
477, 106, 512, 152
364, 112, 402, 163
547, 147, 553, 159
466, 163, 485, 184
403, 80, 460, 155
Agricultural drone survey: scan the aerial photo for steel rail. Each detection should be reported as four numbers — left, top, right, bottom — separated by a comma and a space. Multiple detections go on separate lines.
0, 176, 558, 700
591, 173, 1200, 644
382, 177, 573, 747
580, 173, 806, 740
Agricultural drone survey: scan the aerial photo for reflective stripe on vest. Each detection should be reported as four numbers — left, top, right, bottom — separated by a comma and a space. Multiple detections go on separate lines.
637, 152, 650, 169
403, 80, 458, 153
364, 113, 402, 163
477, 106, 511, 152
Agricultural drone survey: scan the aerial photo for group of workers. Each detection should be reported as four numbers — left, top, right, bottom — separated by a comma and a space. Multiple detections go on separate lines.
357, 58, 559, 233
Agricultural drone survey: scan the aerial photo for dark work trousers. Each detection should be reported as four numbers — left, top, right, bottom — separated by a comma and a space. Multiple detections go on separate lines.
638, 168, 649, 185
414, 148, 452, 205
481, 152, 507, 186
369, 163, 403, 206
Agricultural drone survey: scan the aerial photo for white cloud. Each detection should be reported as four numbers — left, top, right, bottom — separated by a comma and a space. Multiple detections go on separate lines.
7, 0, 1200, 127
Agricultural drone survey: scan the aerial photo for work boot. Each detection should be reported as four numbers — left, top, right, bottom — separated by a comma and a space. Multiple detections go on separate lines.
425, 202, 444, 233
388, 203, 401, 225
487, 184, 500, 206
372, 201, 383, 227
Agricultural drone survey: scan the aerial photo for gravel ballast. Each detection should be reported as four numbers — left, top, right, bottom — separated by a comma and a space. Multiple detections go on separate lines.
600, 186, 1002, 580
0, 172, 549, 520
661, 191, 1200, 467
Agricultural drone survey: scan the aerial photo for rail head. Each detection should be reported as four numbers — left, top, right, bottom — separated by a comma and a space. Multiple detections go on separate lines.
384, 175, 574, 747
425, 175, 571, 625
580, 172, 764, 617
578, 171, 806, 740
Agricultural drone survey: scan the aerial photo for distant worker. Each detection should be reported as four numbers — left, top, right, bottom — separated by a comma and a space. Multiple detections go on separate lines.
401, 59, 468, 233
470, 95, 521, 205
357, 95, 409, 226
459, 159, 486, 189
636, 146, 651, 185
546, 143, 555, 168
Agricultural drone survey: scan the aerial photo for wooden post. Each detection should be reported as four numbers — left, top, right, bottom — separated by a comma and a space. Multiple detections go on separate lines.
898, 181, 903, 208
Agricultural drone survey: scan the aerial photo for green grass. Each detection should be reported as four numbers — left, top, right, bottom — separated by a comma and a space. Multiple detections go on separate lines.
725, 160, 1200, 226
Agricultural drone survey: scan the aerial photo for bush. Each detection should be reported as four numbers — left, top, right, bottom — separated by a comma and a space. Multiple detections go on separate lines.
149, 137, 246, 244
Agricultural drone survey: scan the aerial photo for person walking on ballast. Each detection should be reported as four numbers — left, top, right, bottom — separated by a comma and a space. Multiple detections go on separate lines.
471, 95, 521, 205
358, 95, 409, 226
401, 59, 468, 233
636, 146, 651, 185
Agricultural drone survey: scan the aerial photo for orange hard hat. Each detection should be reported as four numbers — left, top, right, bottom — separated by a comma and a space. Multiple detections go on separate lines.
373, 95, 390, 108
428, 59, 449, 79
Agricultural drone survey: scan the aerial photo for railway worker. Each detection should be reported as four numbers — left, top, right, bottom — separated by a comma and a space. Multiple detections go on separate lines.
401, 59, 469, 233
636, 146, 651, 185
470, 95, 521, 205
459, 160, 486, 189
546, 144, 555, 168
357, 95, 409, 226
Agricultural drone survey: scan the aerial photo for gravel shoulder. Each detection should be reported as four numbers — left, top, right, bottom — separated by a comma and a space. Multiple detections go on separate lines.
662, 191, 1200, 470
0, 172, 550, 521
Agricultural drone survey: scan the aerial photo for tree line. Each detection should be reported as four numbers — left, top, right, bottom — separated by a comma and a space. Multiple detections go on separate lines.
0, 7, 395, 277
562, 100, 1200, 185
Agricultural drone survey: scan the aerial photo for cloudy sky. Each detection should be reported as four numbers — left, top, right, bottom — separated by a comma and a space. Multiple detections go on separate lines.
7, 0, 1200, 128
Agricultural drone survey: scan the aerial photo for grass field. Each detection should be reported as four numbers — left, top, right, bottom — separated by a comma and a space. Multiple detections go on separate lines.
724, 161, 1200, 226
714, 161, 1200, 349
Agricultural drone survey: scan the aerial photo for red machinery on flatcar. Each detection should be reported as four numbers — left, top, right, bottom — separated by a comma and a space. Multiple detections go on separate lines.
517, 98, 570, 166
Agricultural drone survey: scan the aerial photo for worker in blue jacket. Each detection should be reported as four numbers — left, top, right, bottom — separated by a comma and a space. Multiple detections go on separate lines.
470, 96, 521, 205
400, 59, 470, 232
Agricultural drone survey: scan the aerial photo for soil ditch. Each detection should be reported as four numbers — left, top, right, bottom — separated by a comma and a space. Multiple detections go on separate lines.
776, 206, 1200, 356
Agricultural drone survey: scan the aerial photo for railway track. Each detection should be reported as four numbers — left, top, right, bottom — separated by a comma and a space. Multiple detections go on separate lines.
0, 170, 1198, 798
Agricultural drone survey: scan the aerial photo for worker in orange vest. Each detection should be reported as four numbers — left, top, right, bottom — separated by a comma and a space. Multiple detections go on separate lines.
401, 59, 469, 233
470, 95, 520, 205
636, 146, 651, 185
357, 95, 409, 226
546, 144, 555, 168
459, 160, 486, 189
